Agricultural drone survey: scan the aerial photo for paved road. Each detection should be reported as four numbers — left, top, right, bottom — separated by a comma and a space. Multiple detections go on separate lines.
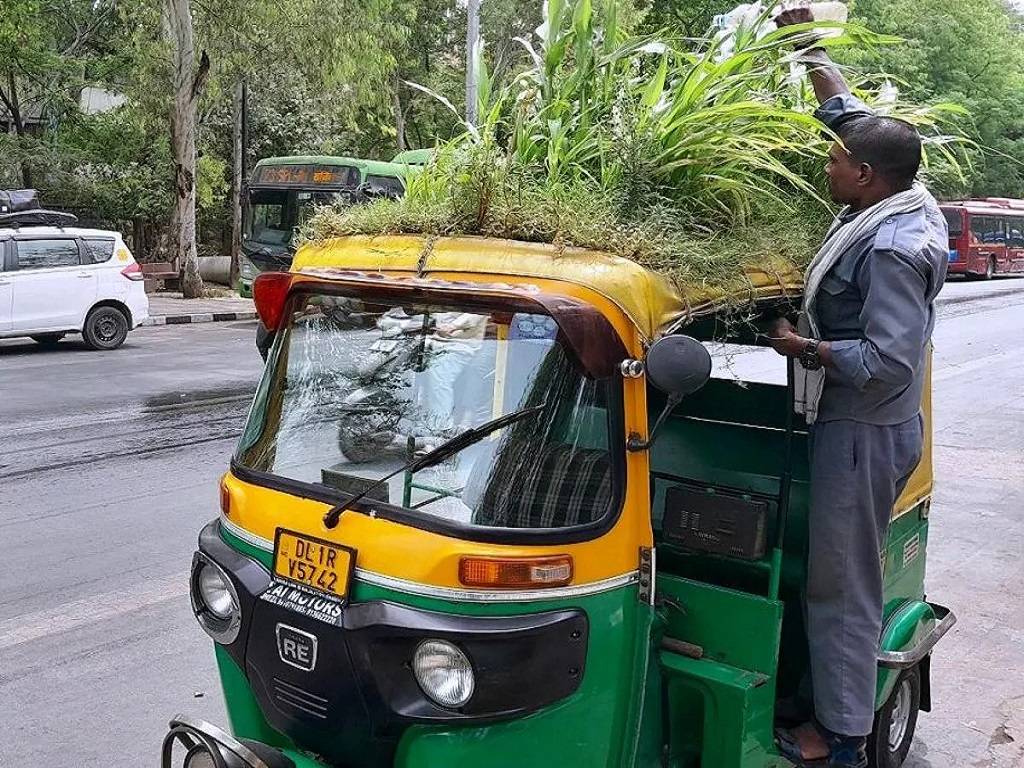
0, 321, 265, 767
908, 277, 1024, 768
0, 278, 1022, 767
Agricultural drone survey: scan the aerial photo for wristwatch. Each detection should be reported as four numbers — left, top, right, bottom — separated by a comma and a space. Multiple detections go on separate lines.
799, 339, 823, 370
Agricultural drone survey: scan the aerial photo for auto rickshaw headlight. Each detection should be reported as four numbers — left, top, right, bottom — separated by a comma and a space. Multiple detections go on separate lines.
190, 554, 241, 645
198, 566, 235, 619
413, 639, 475, 708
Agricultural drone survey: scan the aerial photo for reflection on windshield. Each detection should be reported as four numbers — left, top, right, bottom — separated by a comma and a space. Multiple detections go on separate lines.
297, 191, 348, 227
245, 190, 351, 251
236, 295, 616, 530
246, 189, 291, 247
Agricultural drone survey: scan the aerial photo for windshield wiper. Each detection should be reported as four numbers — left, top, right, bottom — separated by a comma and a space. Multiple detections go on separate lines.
322, 402, 546, 528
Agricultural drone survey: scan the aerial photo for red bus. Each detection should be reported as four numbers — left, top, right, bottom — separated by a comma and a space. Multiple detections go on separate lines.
940, 198, 1024, 279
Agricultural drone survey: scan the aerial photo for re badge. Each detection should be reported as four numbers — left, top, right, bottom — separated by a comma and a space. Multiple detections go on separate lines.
276, 623, 318, 672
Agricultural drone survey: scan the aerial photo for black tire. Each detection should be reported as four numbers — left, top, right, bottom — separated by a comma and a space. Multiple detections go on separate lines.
867, 666, 921, 768
82, 306, 129, 350
30, 333, 66, 347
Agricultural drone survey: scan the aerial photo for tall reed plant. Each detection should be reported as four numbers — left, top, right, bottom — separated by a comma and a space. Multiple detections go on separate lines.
306, 0, 969, 293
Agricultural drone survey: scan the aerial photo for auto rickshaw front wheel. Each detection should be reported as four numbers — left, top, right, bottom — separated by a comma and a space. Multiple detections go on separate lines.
868, 665, 921, 768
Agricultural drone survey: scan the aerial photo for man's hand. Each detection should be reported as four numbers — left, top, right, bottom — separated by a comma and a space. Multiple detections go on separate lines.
768, 317, 836, 368
767, 317, 808, 358
774, 1, 814, 29
772, 1, 851, 104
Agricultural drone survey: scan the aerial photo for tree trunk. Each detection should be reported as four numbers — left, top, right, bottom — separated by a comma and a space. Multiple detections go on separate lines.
229, 79, 243, 289
392, 73, 407, 153
163, 0, 208, 299
3, 72, 33, 188
132, 216, 145, 260
465, 0, 481, 126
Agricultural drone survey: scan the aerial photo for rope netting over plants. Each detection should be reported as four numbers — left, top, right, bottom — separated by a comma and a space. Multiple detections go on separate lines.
303, 0, 969, 300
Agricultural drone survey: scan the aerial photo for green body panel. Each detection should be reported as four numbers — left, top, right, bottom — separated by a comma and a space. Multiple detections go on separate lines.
660, 651, 778, 768
217, 527, 649, 768
392, 589, 645, 768
391, 149, 433, 165
279, 750, 334, 768
882, 508, 929, 614
655, 574, 783, 768
648, 380, 812, 601
657, 575, 783, 676
215, 645, 295, 751
875, 600, 936, 705
254, 154, 365, 167
875, 508, 931, 705
648, 376, 934, 742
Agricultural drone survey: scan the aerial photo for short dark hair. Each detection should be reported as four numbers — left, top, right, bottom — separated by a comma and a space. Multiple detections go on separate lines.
838, 116, 922, 190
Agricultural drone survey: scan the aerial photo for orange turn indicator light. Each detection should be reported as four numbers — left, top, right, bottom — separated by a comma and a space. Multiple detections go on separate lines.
458, 555, 574, 589
220, 476, 231, 517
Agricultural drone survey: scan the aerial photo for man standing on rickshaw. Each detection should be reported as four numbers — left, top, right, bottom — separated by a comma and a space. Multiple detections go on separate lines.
766, 5, 949, 766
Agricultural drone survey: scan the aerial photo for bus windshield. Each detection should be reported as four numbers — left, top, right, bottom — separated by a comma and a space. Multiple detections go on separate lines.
245, 189, 350, 251
942, 208, 963, 236
235, 293, 620, 532
246, 189, 291, 247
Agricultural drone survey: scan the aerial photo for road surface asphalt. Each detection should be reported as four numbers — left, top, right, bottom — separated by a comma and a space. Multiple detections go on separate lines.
0, 277, 1022, 767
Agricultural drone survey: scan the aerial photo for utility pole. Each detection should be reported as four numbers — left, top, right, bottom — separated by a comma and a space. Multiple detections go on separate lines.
465, 0, 481, 126
241, 80, 250, 177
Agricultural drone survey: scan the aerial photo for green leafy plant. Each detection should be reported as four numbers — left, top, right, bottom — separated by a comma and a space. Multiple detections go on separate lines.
305, 0, 970, 295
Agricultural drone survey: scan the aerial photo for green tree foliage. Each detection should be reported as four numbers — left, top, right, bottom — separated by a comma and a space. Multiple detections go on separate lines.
841, 0, 1024, 197
641, 0, 1024, 198
0, 0, 127, 189
638, 0, 734, 38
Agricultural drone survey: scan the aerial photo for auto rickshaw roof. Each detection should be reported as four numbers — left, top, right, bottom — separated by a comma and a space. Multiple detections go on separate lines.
292, 235, 803, 342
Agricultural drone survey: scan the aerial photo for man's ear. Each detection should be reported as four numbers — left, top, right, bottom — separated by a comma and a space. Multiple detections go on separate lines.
857, 162, 875, 187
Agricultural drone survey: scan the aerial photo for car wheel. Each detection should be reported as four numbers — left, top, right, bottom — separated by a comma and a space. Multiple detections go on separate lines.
82, 306, 129, 350
867, 666, 921, 768
30, 333, 66, 347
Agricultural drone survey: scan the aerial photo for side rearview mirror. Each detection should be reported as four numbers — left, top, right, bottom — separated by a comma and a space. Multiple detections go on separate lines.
645, 334, 713, 399
627, 335, 712, 452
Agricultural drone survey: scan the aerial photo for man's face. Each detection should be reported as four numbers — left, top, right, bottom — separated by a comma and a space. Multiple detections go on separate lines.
825, 142, 865, 206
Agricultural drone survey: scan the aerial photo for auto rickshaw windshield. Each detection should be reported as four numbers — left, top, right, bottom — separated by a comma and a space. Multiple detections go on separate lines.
234, 292, 623, 534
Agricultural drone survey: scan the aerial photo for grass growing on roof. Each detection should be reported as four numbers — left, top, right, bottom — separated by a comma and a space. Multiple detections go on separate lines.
303, 0, 967, 297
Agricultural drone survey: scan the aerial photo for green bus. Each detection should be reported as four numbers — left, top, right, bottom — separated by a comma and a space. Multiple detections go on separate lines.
239, 153, 424, 297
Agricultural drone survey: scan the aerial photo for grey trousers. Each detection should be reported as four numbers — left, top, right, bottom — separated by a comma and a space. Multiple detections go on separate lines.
806, 415, 924, 737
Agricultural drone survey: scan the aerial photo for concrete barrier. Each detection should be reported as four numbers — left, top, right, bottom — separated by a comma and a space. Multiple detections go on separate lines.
199, 256, 232, 285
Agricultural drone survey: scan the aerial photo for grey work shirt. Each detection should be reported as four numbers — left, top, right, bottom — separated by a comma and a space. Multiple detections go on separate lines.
812, 94, 949, 425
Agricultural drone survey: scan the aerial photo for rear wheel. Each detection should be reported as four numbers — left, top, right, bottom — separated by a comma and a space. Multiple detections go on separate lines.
30, 333, 66, 347
82, 306, 129, 350
867, 666, 921, 768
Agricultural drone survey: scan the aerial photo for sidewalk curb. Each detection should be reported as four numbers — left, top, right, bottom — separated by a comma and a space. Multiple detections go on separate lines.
142, 310, 257, 327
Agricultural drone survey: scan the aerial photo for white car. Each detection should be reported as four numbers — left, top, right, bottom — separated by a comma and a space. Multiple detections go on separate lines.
0, 225, 149, 350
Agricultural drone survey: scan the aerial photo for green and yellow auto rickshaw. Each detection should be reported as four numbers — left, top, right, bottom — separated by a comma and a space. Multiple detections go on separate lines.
163, 235, 954, 768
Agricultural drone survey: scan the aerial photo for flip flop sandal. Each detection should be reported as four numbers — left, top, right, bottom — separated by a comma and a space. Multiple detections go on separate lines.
775, 727, 829, 767
775, 726, 869, 768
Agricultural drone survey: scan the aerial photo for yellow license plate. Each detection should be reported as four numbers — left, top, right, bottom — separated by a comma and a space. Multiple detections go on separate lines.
273, 529, 355, 601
